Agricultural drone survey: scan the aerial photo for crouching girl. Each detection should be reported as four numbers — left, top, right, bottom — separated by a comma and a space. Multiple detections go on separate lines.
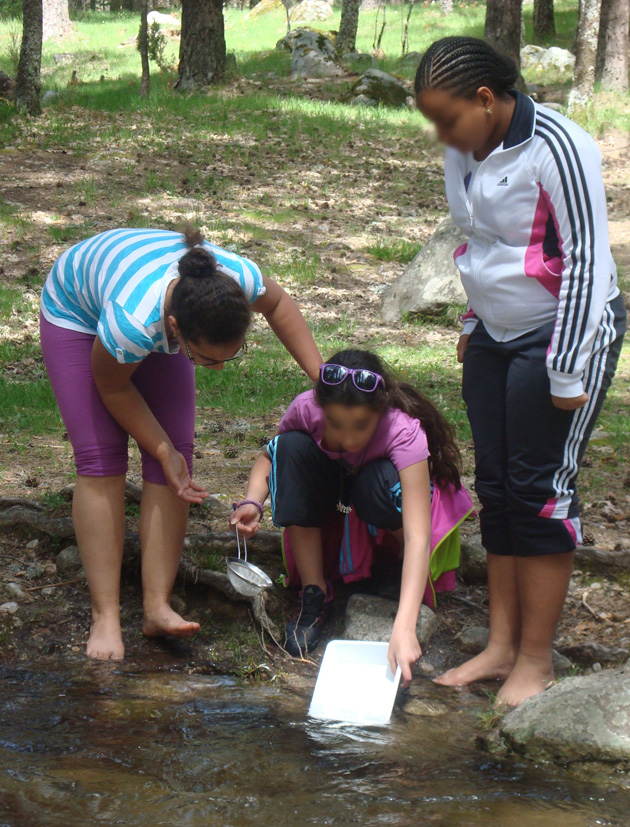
231, 350, 473, 684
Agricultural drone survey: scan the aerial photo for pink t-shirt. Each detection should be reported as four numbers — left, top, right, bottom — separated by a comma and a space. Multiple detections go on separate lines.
278, 390, 430, 472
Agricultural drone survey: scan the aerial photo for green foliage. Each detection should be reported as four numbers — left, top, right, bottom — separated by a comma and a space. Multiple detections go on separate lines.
366, 239, 421, 263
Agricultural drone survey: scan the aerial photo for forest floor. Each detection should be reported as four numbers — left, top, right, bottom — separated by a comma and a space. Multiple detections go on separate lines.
0, 9, 629, 690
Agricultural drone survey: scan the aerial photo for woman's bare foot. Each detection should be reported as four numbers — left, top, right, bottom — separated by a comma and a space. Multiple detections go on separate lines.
87, 614, 125, 661
495, 655, 554, 707
433, 645, 517, 687
143, 603, 200, 639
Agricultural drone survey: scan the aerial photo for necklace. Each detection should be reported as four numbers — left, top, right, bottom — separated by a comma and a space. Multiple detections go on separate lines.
335, 438, 374, 515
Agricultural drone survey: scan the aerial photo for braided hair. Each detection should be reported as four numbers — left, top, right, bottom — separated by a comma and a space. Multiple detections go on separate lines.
415, 36, 518, 99
170, 225, 252, 346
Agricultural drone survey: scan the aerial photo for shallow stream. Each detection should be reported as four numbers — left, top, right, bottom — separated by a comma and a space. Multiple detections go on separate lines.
1, 655, 629, 826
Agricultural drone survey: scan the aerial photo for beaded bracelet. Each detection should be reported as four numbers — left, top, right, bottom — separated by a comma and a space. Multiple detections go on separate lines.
233, 499, 264, 520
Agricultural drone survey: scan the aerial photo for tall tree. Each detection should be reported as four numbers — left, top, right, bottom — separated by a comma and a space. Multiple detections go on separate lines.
138, 0, 150, 97
175, 0, 226, 90
484, 0, 523, 76
568, 0, 602, 115
533, 0, 556, 39
596, 0, 629, 92
15, 0, 43, 115
337, 0, 361, 55
43, 0, 72, 40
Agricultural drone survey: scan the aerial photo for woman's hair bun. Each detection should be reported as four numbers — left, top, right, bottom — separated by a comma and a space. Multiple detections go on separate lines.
178, 224, 217, 280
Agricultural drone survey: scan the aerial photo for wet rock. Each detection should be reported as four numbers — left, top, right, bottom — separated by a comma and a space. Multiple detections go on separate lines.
381, 217, 468, 322
345, 69, 410, 108
0, 602, 19, 615
344, 594, 438, 645
560, 641, 630, 666
457, 534, 487, 585
458, 626, 571, 674
290, 0, 333, 23
277, 28, 344, 80
279, 673, 317, 697
403, 698, 448, 717
26, 539, 39, 550
169, 594, 187, 616
489, 665, 630, 773
55, 545, 84, 577
520, 45, 575, 77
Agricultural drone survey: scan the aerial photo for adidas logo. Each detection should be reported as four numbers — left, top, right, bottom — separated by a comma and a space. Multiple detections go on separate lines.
497, 176, 509, 187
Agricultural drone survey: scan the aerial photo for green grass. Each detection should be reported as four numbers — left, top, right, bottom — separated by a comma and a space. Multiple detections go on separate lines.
366, 238, 421, 263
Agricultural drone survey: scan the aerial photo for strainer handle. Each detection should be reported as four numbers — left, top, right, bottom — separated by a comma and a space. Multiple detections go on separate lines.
235, 525, 248, 562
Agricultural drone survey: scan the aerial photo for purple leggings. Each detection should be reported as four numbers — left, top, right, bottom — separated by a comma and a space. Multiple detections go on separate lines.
40, 315, 195, 484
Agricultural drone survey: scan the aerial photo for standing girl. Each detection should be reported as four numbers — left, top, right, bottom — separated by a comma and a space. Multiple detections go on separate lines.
40, 226, 321, 661
231, 350, 473, 685
415, 37, 626, 704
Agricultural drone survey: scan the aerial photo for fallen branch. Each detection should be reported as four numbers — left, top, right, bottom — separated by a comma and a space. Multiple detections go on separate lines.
26, 577, 85, 592
0, 497, 45, 511
0, 506, 74, 538
581, 589, 608, 621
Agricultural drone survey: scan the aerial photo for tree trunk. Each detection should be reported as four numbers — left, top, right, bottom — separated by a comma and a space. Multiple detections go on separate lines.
439, 0, 453, 13
533, 0, 556, 39
484, 0, 523, 77
337, 0, 361, 54
139, 0, 150, 96
175, 0, 226, 90
569, 0, 602, 115
596, 0, 629, 91
43, 0, 72, 40
15, 0, 43, 116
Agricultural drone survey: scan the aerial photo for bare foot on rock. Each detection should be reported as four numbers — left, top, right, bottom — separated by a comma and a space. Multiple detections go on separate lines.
143, 604, 200, 639
433, 645, 516, 688
87, 615, 125, 661
495, 656, 554, 707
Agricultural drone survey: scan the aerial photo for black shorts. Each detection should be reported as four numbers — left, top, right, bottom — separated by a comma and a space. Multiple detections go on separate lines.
267, 430, 403, 532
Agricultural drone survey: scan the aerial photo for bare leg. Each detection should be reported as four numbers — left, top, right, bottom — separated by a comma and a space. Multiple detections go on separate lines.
73, 474, 126, 661
140, 482, 200, 639
434, 553, 520, 687
287, 526, 327, 594
497, 551, 574, 706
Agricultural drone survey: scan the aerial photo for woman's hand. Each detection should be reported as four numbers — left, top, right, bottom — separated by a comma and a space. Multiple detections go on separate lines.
387, 624, 422, 688
552, 393, 589, 410
457, 334, 470, 364
230, 503, 262, 538
161, 449, 209, 503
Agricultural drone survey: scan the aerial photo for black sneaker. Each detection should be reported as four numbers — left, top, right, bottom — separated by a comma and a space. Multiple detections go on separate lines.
284, 584, 333, 658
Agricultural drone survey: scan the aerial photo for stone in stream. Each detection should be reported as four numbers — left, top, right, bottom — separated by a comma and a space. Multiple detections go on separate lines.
55, 545, 84, 577
344, 594, 438, 645
345, 69, 411, 108
403, 698, 448, 717
381, 217, 468, 322
457, 626, 571, 675
486, 664, 630, 775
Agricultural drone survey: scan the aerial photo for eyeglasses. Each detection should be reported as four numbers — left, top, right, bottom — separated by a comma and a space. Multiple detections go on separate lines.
184, 340, 248, 366
320, 363, 384, 392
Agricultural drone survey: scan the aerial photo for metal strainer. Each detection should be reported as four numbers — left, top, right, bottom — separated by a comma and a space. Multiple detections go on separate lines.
225, 527, 273, 597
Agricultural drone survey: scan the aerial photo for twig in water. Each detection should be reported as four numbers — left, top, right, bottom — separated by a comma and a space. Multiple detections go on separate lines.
581, 589, 607, 621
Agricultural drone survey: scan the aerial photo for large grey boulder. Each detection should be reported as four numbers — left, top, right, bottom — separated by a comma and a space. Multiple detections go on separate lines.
290, 0, 333, 23
345, 68, 410, 107
344, 593, 438, 645
277, 28, 344, 79
488, 665, 630, 774
520, 45, 575, 77
381, 217, 468, 322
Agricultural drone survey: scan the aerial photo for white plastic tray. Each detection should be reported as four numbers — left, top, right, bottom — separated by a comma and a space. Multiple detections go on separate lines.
308, 640, 402, 726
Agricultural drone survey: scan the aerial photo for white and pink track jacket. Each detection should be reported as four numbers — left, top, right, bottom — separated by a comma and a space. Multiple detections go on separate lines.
445, 91, 620, 398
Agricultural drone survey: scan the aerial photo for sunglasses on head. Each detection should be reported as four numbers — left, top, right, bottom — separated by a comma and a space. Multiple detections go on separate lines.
320, 363, 384, 393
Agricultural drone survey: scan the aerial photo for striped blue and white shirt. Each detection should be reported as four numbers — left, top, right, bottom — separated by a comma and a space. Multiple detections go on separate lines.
41, 229, 266, 364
